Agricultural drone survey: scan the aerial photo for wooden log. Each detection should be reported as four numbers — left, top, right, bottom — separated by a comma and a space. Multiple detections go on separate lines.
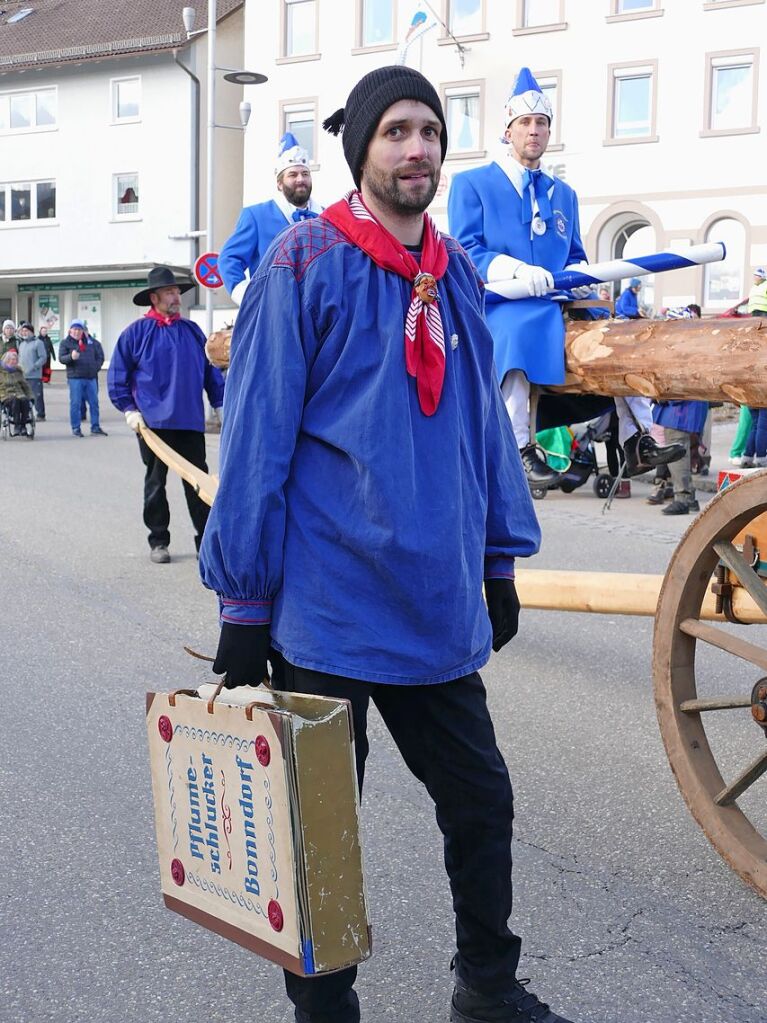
206, 317, 767, 405
558, 316, 767, 405
515, 568, 767, 623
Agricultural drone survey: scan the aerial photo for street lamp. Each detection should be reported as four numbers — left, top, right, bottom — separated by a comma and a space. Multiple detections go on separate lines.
182, 3, 266, 336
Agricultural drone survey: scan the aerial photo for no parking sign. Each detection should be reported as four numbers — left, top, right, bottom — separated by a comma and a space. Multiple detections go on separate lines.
194, 251, 223, 289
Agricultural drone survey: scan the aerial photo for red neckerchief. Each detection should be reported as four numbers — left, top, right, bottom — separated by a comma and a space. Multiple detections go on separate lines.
321, 190, 449, 416
145, 309, 181, 327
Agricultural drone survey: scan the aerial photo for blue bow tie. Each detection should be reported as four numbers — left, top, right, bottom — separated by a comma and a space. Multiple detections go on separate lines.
292, 208, 315, 222
520, 168, 553, 226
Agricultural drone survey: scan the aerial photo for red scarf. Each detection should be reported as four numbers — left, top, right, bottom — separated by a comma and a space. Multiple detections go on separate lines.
145, 309, 181, 327
321, 190, 449, 416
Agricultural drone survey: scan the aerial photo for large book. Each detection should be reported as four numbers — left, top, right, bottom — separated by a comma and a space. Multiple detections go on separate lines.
146, 683, 371, 975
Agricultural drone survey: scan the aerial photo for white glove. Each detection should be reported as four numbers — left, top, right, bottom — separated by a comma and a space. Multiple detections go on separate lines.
215, 406, 224, 428
513, 262, 554, 298
125, 410, 145, 433
231, 278, 248, 307
565, 263, 594, 300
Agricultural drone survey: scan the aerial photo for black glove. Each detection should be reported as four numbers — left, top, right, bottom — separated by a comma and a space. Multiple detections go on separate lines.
212, 622, 271, 688
485, 578, 521, 652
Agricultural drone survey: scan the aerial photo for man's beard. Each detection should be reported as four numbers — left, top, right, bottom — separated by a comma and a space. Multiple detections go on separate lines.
283, 180, 312, 206
363, 162, 439, 216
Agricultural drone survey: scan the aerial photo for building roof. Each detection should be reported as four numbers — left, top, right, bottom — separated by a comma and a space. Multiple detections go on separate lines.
0, 0, 243, 74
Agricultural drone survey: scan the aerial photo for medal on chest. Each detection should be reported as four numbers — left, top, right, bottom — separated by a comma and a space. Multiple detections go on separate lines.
532, 215, 547, 237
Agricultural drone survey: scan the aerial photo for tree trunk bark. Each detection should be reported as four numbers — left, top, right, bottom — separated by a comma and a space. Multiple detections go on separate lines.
206, 316, 767, 405
558, 316, 767, 405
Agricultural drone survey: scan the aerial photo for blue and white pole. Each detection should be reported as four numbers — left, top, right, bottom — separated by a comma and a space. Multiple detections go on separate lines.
485, 242, 726, 301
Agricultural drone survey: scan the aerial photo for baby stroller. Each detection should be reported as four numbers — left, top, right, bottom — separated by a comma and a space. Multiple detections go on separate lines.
531, 411, 622, 501
0, 397, 36, 440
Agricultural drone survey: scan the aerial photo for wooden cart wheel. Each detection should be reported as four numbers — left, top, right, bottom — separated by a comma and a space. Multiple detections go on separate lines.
653, 472, 767, 898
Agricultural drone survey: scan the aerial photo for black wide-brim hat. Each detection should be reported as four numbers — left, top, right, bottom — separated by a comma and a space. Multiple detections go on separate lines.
133, 266, 196, 306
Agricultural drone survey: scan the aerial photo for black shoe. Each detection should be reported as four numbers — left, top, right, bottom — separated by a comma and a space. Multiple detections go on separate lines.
72, 429, 83, 437
90, 427, 108, 436
623, 431, 685, 478
662, 500, 692, 516
646, 483, 673, 505
519, 444, 559, 488
451, 975, 574, 1023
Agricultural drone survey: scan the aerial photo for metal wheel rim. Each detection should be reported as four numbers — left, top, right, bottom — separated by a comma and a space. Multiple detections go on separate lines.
653, 472, 767, 898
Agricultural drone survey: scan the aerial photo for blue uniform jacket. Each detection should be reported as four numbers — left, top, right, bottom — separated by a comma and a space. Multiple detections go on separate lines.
448, 161, 586, 385
199, 219, 541, 685
218, 200, 293, 293
107, 317, 225, 431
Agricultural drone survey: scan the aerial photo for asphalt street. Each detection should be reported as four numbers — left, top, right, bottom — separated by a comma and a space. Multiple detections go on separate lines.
2, 382, 765, 1023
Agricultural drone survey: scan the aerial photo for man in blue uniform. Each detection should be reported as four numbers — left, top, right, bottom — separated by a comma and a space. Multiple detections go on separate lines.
108, 267, 225, 564
201, 65, 578, 1023
449, 69, 682, 482
218, 133, 323, 305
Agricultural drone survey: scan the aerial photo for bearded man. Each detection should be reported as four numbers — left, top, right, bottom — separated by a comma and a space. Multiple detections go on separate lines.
200, 65, 579, 1023
219, 132, 323, 305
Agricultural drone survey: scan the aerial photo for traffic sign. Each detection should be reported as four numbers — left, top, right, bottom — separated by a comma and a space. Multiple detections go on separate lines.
194, 252, 223, 290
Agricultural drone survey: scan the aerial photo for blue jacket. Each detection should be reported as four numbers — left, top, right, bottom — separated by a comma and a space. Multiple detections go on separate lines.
200, 219, 540, 685
653, 401, 708, 434
219, 199, 320, 293
615, 288, 640, 318
59, 334, 105, 379
107, 317, 224, 432
448, 160, 586, 385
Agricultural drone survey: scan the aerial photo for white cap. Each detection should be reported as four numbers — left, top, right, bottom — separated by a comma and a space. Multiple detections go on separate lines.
503, 67, 552, 128
275, 132, 310, 176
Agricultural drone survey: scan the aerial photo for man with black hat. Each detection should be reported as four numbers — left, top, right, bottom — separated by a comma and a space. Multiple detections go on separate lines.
200, 68, 576, 1023
108, 266, 225, 564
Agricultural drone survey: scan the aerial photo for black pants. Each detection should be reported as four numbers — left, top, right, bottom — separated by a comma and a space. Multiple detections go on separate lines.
137, 429, 210, 551
271, 654, 521, 1023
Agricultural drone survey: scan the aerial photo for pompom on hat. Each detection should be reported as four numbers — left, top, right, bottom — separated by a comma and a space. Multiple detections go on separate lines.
322, 65, 448, 188
503, 67, 553, 128
274, 132, 311, 177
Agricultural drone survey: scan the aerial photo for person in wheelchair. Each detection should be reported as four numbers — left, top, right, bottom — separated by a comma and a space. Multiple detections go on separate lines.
0, 349, 35, 436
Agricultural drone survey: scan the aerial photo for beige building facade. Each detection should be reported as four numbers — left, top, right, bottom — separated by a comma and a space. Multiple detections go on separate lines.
239, 0, 766, 314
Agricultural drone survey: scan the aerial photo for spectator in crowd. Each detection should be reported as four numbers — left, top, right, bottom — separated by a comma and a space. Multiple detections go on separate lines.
17, 322, 47, 420
615, 278, 645, 319
38, 325, 56, 387
0, 348, 34, 435
108, 266, 225, 564
748, 266, 767, 317
219, 132, 323, 306
2, 319, 19, 355
58, 319, 107, 438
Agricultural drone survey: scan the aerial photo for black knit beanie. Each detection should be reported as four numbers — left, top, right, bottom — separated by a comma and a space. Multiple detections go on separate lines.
322, 66, 448, 188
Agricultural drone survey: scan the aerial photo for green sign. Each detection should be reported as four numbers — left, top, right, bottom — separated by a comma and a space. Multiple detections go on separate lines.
19, 279, 149, 294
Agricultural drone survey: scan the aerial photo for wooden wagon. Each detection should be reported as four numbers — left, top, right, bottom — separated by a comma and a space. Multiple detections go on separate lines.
149, 313, 767, 899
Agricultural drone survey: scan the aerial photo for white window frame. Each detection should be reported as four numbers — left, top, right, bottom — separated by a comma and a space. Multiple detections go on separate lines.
442, 80, 485, 159
702, 217, 748, 310
280, 98, 319, 165
702, 49, 760, 137
605, 61, 659, 145
111, 76, 141, 125
280, 0, 319, 60
444, 0, 486, 40
0, 86, 58, 136
0, 179, 57, 227
513, 0, 566, 33
534, 70, 563, 150
113, 173, 140, 220
355, 0, 397, 50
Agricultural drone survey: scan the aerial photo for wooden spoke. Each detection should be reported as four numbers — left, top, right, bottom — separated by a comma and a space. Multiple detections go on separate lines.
713, 540, 767, 619
680, 696, 752, 713
714, 749, 767, 806
679, 617, 767, 672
